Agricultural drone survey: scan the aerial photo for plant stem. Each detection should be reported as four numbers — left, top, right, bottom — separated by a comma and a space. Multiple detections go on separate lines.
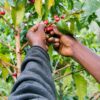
55, 69, 84, 81
0, 58, 17, 70
53, 64, 70, 74
0, 39, 16, 52
15, 30, 21, 76
1, 61, 16, 82
59, 72, 63, 100
21, 41, 29, 51
1, 16, 18, 33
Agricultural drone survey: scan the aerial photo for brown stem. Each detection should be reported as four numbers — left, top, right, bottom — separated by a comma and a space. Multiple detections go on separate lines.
0, 16, 18, 33
1, 61, 16, 82
90, 91, 100, 100
21, 42, 29, 51
0, 39, 16, 52
54, 69, 84, 81
53, 64, 70, 74
0, 59, 17, 70
15, 30, 21, 76
0, 96, 8, 100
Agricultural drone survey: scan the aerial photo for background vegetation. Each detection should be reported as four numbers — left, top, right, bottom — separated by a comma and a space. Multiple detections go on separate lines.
0, 0, 100, 100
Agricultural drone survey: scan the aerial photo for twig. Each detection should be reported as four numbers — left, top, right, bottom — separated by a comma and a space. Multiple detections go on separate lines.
53, 64, 70, 74
71, 10, 84, 15
21, 42, 28, 51
90, 91, 100, 100
0, 39, 16, 52
0, 58, 17, 70
54, 69, 84, 81
0, 16, 18, 33
0, 96, 8, 100
1, 61, 17, 82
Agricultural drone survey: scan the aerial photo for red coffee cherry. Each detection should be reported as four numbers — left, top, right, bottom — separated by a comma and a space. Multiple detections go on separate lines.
12, 73, 17, 78
0, 11, 5, 15
55, 17, 60, 22
44, 20, 49, 25
61, 15, 65, 19
54, 15, 60, 22
29, 0, 35, 4
46, 26, 53, 32
54, 15, 59, 19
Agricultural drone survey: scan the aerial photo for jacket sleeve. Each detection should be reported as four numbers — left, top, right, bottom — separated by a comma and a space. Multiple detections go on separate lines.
9, 46, 56, 100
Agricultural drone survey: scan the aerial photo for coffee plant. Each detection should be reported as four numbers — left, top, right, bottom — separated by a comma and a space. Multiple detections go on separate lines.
0, 0, 100, 100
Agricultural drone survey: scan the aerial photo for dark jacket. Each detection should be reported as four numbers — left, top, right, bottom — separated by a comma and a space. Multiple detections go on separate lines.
9, 46, 56, 100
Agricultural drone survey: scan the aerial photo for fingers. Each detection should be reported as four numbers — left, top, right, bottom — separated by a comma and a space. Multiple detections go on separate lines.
29, 22, 45, 33
53, 26, 62, 36
30, 23, 39, 32
54, 43, 60, 48
50, 31, 54, 35
48, 37, 55, 42
48, 37, 59, 43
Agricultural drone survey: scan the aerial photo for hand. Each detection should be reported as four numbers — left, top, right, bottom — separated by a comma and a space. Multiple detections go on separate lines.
48, 27, 77, 56
26, 22, 48, 51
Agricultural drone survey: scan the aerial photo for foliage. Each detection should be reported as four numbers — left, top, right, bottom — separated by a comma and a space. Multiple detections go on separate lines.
0, 0, 100, 99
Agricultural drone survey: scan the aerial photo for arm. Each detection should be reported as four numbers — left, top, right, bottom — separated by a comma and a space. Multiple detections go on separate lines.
9, 46, 56, 100
9, 23, 56, 100
72, 42, 100, 82
48, 27, 100, 83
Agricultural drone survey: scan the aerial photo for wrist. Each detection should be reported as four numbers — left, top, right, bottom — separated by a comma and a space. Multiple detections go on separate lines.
31, 41, 47, 51
71, 41, 82, 58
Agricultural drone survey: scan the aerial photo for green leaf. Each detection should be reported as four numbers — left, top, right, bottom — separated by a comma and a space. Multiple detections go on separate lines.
34, 0, 42, 17
0, 54, 10, 63
4, 0, 11, 11
62, 67, 72, 92
11, 0, 26, 27
7, 0, 15, 7
69, 20, 75, 33
2, 67, 9, 81
56, 19, 73, 35
47, 0, 55, 10
73, 73, 87, 100
67, 0, 73, 10
83, 0, 100, 16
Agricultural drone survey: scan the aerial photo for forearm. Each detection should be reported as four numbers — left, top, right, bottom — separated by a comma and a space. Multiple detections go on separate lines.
9, 46, 56, 100
73, 42, 100, 82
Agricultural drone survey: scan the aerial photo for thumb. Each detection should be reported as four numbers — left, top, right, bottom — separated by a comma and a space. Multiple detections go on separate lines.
53, 26, 62, 37
38, 22, 45, 32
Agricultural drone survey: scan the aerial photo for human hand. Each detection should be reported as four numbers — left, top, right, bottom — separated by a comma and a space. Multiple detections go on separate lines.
48, 27, 77, 56
26, 22, 48, 51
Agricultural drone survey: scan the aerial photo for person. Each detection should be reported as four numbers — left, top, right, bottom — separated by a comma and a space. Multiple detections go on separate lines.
9, 22, 100, 100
